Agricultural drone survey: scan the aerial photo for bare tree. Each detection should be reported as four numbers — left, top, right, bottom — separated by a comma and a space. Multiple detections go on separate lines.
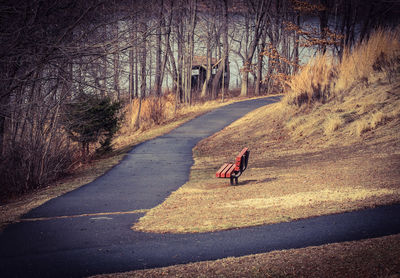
134, 19, 148, 130
211, 0, 230, 100
154, 0, 164, 96
199, 10, 216, 98
237, 0, 270, 97
183, 0, 198, 105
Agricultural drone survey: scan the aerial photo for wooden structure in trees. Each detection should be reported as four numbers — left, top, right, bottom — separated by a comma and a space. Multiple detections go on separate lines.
191, 56, 221, 91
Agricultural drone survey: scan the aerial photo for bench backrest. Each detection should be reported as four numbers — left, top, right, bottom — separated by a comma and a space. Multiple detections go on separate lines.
235, 147, 249, 172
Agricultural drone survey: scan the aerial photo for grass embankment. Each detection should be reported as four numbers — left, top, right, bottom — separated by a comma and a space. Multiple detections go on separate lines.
133, 29, 400, 234
93, 234, 400, 278
0, 94, 241, 231
110, 28, 400, 278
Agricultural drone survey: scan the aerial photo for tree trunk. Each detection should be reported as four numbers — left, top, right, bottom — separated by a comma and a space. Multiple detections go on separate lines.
255, 53, 262, 96
293, 12, 300, 74
128, 49, 134, 102
211, 0, 229, 99
241, 71, 248, 97
255, 24, 268, 96
166, 36, 178, 94
211, 68, 222, 99
154, 0, 164, 96
134, 97, 142, 130
159, 1, 172, 95
222, 0, 230, 92
113, 22, 120, 100
184, 0, 197, 105
100, 23, 108, 97
134, 23, 139, 98
0, 96, 10, 156
135, 20, 147, 130
239, 0, 268, 97
176, 20, 184, 103
201, 31, 212, 98
140, 21, 147, 96
319, 0, 328, 54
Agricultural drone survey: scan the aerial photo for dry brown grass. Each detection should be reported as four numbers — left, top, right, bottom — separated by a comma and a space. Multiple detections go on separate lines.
287, 73, 400, 141
92, 233, 400, 278
113, 94, 238, 151
133, 29, 400, 234
285, 54, 336, 106
125, 30, 400, 276
324, 114, 344, 135
4, 29, 400, 278
336, 29, 400, 92
133, 76, 400, 234
133, 103, 400, 233
285, 29, 400, 106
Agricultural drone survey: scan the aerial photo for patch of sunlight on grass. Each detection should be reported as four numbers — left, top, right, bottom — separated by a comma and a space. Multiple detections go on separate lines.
223, 188, 396, 210
324, 114, 345, 135
288, 114, 325, 139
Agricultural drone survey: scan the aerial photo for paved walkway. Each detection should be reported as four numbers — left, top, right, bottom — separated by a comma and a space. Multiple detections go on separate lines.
1, 96, 400, 277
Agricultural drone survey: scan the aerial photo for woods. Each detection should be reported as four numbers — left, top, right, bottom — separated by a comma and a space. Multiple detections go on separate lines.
1, 0, 399, 197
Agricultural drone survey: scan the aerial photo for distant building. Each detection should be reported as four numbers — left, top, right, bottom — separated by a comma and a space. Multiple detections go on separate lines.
191, 56, 221, 91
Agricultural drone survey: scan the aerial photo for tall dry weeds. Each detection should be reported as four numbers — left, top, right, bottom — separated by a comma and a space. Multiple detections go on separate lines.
114, 93, 230, 150
285, 29, 400, 106
336, 29, 400, 92
120, 93, 176, 134
285, 54, 337, 106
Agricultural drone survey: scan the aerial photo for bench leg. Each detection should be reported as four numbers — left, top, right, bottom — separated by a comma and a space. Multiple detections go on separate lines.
230, 177, 239, 185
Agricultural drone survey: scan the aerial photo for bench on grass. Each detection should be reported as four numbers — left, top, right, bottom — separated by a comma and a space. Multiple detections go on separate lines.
216, 147, 250, 185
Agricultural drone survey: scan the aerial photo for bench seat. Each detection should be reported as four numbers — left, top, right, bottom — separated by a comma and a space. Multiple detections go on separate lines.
216, 147, 250, 185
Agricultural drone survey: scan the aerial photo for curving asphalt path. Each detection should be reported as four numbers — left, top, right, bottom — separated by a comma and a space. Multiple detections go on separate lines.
1, 96, 400, 277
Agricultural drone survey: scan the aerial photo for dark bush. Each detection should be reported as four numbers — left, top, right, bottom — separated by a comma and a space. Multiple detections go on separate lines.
62, 95, 123, 157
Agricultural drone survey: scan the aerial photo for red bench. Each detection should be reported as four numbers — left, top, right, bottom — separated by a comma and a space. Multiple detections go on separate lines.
216, 147, 250, 185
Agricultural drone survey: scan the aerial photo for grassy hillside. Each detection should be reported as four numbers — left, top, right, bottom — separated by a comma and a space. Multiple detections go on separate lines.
3, 28, 400, 278
93, 234, 400, 278
91, 29, 400, 278
133, 29, 400, 234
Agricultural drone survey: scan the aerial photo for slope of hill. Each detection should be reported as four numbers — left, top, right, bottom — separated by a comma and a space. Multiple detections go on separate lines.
133, 30, 400, 234
96, 29, 400, 278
